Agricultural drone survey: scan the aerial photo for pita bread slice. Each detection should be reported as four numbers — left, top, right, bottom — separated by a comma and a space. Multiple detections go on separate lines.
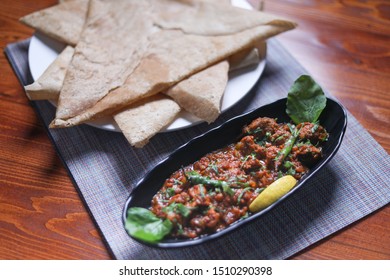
154, 0, 293, 36
23, 0, 274, 127
24, 46, 74, 101
50, 19, 295, 128
165, 42, 266, 123
113, 95, 181, 148
55, 0, 155, 121
165, 60, 229, 123
20, 0, 88, 46
162, 0, 266, 124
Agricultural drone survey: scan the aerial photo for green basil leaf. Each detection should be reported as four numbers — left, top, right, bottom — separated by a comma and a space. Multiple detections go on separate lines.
125, 207, 172, 243
286, 75, 327, 124
163, 202, 192, 218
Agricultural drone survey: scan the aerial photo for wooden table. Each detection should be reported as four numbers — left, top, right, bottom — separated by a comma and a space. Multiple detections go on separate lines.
0, 0, 389, 260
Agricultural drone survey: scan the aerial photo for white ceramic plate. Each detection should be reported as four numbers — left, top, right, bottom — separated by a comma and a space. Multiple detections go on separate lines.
27, 0, 265, 132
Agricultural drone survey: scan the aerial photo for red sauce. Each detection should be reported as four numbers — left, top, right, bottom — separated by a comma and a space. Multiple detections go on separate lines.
151, 117, 328, 239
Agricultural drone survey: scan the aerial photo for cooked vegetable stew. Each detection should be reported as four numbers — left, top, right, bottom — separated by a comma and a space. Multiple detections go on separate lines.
149, 117, 328, 239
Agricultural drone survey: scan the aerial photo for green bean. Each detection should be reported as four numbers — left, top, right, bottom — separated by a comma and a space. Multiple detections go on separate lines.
274, 124, 300, 170
185, 170, 234, 196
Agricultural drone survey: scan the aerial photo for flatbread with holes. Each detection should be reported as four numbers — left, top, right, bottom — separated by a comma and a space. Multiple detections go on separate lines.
113, 95, 181, 148
50, 0, 295, 127
21, 0, 295, 147
54, 0, 155, 121
166, 60, 229, 124
21, 0, 281, 127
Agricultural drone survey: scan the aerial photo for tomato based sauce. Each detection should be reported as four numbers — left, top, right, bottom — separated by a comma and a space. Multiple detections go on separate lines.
150, 117, 328, 239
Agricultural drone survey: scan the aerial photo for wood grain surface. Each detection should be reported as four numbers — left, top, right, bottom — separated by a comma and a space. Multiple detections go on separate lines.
0, 0, 389, 260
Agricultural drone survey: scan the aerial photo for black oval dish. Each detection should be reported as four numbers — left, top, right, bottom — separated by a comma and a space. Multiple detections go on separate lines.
123, 97, 347, 248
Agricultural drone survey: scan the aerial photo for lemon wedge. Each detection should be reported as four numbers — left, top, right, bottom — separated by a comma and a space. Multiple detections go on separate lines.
249, 175, 297, 212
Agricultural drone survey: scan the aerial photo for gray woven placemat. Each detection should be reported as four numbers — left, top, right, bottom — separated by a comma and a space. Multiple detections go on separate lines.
5, 38, 389, 260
